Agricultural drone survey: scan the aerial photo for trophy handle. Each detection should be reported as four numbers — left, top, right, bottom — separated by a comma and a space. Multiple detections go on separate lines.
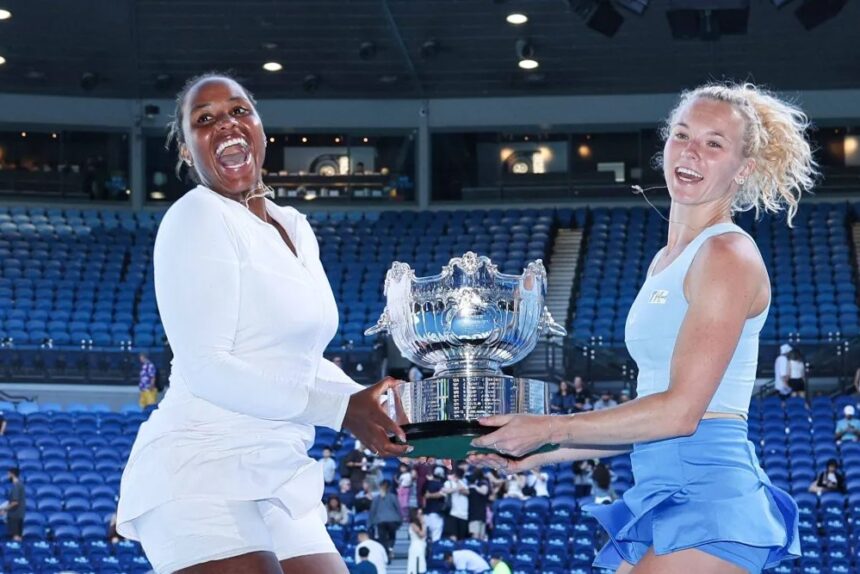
538, 307, 567, 338
365, 308, 391, 336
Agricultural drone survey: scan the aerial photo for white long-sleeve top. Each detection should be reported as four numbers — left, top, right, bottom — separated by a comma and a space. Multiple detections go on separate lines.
116, 185, 363, 539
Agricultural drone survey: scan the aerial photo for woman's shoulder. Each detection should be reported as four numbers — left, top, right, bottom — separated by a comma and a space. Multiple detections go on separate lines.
161, 186, 230, 226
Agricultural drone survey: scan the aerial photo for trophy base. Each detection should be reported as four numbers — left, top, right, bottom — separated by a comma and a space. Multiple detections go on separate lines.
394, 420, 558, 460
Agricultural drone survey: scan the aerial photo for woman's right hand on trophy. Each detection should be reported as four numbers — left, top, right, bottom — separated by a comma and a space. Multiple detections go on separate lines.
343, 377, 414, 458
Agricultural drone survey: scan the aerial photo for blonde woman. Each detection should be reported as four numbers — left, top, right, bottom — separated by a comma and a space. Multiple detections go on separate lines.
470, 82, 816, 574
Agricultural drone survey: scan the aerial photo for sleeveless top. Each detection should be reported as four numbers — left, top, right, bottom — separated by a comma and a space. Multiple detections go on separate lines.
624, 222, 769, 416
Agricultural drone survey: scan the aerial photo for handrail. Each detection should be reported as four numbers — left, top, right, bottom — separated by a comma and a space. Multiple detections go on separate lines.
0, 389, 37, 403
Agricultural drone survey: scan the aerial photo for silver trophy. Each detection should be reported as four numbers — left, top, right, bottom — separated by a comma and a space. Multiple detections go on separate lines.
365, 252, 566, 458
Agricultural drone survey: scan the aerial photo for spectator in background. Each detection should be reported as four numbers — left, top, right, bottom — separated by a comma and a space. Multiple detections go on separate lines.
326, 495, 350, 527
809, 459, 846, 494
787, 348, 807, 398
332, 355, 345, 370
337, 478, 356, 511
355, 479, 379, 513
836, 405, 860, 443
397, 462, 414, 522
406, 508, 427, 574
321, 447, 337, 485
363, 446, 386, 486
467, 469, 490, 541
413, 458, 435, 508
572, 459, 594, 498
485, 468, 505, 498
355, 530, 388, 574
590, 463, 617, 505
618, 390, 632, 404
423, 466, 447, 542
444, 549, 491, 573
369, 480, 402, 560
593, 391, 618, 411
443, 468, 470, 541
354, 546, 379, 574
773, 344, 792, 398
503, 473, 528, 500
0, 412, 6, 435
342, 440, 369, 492
526, 468, 550, 497
1, 467, 25, 541
137, 353, 158, 409
551, 380, 575, 414
408, 364, 424, 383
571, 376, 593, 412
490, 553, 513, 574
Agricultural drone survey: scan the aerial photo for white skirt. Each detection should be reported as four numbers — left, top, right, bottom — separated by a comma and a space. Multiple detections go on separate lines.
131, 498, 335, 574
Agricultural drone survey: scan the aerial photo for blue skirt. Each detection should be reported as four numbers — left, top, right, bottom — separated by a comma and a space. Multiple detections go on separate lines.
585, 419, 800, 573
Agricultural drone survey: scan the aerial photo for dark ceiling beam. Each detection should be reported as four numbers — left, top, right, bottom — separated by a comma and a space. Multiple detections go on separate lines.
382, 0, 424, 98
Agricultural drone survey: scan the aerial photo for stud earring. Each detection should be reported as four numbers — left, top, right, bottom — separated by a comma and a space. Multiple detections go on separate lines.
735, 177, 745, 185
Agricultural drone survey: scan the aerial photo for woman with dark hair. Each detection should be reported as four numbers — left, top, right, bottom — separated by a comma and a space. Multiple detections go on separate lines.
115, 73, 411, 574
590, 463, 617, 505
406, 508, 428, 574
808, 459, 846, 494
326, 496, 350, 527
550, 380, 574, 414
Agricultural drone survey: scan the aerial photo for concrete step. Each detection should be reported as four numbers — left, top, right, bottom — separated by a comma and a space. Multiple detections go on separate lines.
387, 524, 411, 574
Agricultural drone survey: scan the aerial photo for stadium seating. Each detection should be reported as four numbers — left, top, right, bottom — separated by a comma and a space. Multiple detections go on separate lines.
2, 202, 858, 358
1, 393, 858, 573
572, 202, 860, 346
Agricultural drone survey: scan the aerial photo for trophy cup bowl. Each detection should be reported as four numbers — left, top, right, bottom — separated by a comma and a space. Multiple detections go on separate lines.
365, 252, 566, 459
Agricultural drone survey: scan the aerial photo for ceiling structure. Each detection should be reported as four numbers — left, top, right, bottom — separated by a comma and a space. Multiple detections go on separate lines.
0, 0, 857, 100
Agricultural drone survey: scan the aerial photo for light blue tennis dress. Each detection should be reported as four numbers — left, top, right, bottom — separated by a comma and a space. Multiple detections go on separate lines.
587, 222, 800, 573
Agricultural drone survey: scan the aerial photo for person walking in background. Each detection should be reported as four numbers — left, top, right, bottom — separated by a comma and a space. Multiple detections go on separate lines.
354, 546, 379, 574
397, 462, 414, 522
0, 467, 25, 541
406, 508, 428, 574
773, 343, 792, 398
369, 480, 402, 560
137, 353, 158, 408
467, 468, 490, 541
443, 468, 470, 541
355, 530, 388, 574
787, 348, 807, 398
422, 466, 447, 543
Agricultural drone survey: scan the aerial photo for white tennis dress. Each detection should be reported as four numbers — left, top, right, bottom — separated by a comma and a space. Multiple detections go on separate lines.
116, 185, 363, 541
